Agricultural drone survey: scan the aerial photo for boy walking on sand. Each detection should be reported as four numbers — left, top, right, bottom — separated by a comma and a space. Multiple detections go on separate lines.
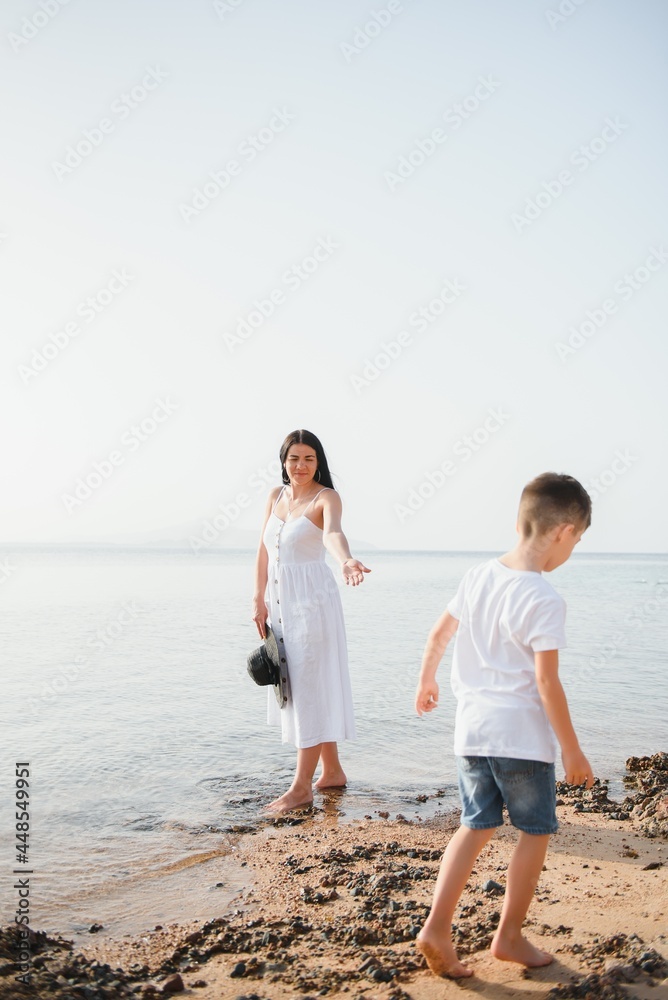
414, 473, 594, 979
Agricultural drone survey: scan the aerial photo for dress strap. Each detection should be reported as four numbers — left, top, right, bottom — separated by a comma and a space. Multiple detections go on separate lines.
304, 487, 330, 512
271, 485, 287, 514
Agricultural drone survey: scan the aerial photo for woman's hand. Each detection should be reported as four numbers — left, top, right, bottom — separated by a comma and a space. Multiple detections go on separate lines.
342, 559, 371, 587
252, 598, 268, 638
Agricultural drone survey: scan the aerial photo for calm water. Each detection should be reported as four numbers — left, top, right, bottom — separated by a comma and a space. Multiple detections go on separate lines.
1, 549, 666, 939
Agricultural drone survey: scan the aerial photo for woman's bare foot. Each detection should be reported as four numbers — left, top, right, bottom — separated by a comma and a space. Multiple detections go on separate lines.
314, 768, 347, 791
416, 931, 473, 979
264, 787, 313, 815
490, 932, 553, 968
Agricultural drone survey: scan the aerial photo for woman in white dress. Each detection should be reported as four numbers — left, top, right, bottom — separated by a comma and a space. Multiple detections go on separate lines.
252, 429, 370, 814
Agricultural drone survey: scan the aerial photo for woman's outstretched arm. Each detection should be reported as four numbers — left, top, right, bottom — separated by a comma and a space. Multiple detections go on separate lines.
321, 490, 371, 586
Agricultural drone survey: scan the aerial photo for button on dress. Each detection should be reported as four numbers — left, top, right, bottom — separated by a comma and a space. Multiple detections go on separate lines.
263, 489, 356, 748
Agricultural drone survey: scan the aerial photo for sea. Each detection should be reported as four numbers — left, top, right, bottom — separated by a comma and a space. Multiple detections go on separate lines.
1, 548, 666, 941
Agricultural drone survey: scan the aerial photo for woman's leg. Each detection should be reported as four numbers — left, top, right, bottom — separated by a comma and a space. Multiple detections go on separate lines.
266, 744, 321, 813
315, 742, 347, 789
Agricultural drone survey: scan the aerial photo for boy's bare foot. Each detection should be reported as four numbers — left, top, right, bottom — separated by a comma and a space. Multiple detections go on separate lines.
315, 768, 347, 790
490, 932, 553, 968
416, 931, 473, 979
264, 789, 313, 815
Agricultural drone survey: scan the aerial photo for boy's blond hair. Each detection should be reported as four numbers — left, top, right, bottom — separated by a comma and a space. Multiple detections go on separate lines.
518, 472, 592, 539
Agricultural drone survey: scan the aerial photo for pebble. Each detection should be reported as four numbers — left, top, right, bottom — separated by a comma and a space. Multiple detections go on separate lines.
604, 959, 639, 981
482, 879, 505, 895
161, 972, 185, 994
371, 967, 393, 982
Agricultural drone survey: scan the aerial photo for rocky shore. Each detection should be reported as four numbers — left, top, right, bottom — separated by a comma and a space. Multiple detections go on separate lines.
2, 754, 666, 1000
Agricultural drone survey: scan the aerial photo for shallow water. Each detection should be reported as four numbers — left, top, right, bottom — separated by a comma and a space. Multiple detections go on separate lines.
1, 548, 666, 939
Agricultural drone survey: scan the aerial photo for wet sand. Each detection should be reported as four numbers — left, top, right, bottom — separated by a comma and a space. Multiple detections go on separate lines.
2, 754, 667, 1000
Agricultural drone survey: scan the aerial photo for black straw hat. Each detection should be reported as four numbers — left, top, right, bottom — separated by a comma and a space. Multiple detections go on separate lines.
247, 624, 289, 708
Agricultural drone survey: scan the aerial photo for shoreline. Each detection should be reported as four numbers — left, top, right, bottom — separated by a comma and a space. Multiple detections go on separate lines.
1, 754, 666, 999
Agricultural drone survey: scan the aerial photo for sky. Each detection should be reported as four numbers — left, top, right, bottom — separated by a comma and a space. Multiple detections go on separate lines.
2, 0, 667, 553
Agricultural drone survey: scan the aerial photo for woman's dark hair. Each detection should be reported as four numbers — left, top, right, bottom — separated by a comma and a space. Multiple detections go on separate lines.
279, 429, 335, 490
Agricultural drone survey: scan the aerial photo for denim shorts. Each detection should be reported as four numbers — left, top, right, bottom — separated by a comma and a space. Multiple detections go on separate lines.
456, 756, 558, 835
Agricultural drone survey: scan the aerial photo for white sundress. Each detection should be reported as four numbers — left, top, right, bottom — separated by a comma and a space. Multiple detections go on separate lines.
263, 487, 357, 749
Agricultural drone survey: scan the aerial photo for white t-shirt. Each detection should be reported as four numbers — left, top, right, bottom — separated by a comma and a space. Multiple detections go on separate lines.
446, 558, 567, 763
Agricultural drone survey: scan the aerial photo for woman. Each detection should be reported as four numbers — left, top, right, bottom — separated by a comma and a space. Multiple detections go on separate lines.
252, 429, 370, 814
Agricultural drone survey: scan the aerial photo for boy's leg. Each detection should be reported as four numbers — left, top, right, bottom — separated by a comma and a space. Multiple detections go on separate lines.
417, 824, 495, 978
315, 741, 347, 789
490, 832, 552, 967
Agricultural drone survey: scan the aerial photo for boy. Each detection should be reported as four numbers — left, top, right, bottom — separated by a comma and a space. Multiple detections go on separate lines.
414, 472, 594, 979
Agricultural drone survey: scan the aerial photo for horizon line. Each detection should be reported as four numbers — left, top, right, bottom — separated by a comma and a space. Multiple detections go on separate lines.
0, 542, 666, 557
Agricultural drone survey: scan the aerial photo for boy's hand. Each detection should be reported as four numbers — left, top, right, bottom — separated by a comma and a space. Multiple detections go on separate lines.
562, 747, 594, 788
415, 680, 439, 716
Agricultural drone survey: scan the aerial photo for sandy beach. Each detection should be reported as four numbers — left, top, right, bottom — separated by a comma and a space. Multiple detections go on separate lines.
2, 755, 667, 1000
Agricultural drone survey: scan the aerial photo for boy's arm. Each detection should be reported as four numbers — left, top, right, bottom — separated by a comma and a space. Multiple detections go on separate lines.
534, 649, 594, 787
415, 610, 459, 716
